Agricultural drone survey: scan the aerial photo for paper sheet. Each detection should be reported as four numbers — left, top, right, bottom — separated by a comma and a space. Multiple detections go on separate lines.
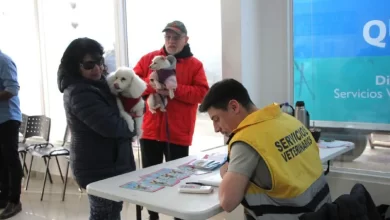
318, 140, 353, 148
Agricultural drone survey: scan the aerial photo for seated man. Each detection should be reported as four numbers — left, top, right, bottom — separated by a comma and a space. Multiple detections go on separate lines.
199, 79, 331, 220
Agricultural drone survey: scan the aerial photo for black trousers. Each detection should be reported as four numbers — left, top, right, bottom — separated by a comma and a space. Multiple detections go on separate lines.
0, 120, 23, 203
140, 139, 189, 220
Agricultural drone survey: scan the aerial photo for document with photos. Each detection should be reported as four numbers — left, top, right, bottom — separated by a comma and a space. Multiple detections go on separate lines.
140, 168, 191, 180
186, 153, 228, 171
120, 181, 164, 192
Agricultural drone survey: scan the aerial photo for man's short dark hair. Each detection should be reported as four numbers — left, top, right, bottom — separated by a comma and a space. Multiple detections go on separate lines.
199, 78, 254, 112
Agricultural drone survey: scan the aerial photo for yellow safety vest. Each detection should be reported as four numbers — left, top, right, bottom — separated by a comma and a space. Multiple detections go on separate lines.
227, 103, 331, 220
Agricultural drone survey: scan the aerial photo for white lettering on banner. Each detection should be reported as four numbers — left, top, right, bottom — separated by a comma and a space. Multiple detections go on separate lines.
334, 88, 383, 99
363, 20, 387, 48
333, 75, 390, 99
376, 75, 390, 85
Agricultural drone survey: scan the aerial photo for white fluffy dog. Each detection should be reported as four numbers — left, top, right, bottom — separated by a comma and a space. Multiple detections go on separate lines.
147, 55, 177, 114
149, 55, 177, 98
107, 67, 146, 137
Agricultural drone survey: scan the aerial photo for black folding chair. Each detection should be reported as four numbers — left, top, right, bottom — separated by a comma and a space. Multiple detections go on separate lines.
24, 115, 70, 201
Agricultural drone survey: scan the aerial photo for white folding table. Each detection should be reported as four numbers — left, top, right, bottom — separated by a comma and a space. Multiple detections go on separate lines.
86, 141, 355, 220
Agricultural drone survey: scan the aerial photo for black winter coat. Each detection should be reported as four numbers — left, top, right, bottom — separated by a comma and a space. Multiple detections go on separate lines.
58, 71, 136, 189
299, 183, 382, 220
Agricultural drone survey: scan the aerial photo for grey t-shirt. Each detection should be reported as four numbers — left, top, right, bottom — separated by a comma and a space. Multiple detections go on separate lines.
228, 141, 272, 190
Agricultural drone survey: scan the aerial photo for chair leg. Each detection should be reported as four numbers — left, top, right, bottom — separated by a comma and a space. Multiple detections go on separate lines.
62, 161, 70, 202
43, 157, 53, 184
25, 156, 34, 191
41, 157, 51, 201
22, 152, 28, 175
55, 156, 65, 183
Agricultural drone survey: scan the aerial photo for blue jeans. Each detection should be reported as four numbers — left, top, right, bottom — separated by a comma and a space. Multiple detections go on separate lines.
88, 195, 123, 220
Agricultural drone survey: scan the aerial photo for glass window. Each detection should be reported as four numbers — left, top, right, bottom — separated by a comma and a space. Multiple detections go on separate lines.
0, 0, 43, 115
293, 0, 390, 174
40, 0, 116, 141
126, 0, 223, 153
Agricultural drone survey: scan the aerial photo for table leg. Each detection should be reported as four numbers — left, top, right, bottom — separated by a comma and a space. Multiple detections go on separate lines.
324, 160, 330, 175
135, 139, 143, 220
136, 205, 142, 220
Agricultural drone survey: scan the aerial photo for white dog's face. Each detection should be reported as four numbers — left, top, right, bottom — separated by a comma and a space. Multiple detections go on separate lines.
149, 55, 171, 70
107, 67, 147, 98
112, 69, 134, 93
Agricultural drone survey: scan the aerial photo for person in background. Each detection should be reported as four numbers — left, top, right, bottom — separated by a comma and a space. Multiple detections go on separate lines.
57, 38, 136, 220
104, 47, 116, 74
133, 20, 209, 220
0, 50, 23, 219
199, 79, 331, 220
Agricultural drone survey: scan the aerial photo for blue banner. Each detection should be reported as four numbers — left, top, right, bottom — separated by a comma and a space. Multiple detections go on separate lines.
294, 0, 390, 58
293, 0, 390, 125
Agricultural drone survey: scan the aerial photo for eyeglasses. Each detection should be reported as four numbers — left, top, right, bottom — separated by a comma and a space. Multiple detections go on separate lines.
80, 59, 104, 70
164, 35, 185, 41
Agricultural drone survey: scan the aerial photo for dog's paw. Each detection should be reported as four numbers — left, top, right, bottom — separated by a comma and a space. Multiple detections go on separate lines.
127, 120, 135, 132
168, 90, 175, 99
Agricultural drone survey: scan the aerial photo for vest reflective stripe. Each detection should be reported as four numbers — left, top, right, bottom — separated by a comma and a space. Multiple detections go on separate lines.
242, 175, 331, 217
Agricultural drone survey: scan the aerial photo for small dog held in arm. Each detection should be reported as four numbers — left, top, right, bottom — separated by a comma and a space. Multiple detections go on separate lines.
107, 67, 147, 138
147, 55, 177, 114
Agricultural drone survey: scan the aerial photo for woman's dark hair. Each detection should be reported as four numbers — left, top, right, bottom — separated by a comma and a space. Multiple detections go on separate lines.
199, 78, 254, 112
58, 37, 106, 77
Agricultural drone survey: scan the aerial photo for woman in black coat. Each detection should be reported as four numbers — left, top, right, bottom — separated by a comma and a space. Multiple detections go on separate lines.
57, 37, 136, 220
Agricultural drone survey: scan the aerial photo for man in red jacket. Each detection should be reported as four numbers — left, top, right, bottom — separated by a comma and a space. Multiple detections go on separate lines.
133, 20, 209, 220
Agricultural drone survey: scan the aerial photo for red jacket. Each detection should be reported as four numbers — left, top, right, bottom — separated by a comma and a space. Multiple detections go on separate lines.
133, 48, 209, 146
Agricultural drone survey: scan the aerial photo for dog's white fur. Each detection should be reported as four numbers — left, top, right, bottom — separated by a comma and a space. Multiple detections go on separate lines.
147, 55, 176, 113
150, 55, 172, 70
107, 67, 146, 137
147, 73, 167, 113
149, 55, 176, 98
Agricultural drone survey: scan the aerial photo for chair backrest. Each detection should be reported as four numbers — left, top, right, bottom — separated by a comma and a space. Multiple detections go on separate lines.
24, 115, 51, 142
19, 113, 29, 137
62, 125, 71, 146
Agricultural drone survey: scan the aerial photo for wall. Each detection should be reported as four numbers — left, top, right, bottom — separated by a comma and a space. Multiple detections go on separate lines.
221, 0, 293, 107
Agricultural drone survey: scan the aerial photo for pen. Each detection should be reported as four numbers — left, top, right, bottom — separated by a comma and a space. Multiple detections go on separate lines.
186, 182, 206, 186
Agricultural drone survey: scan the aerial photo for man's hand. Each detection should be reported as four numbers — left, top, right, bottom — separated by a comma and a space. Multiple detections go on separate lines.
156, 89, 170, 96
219, 171, 249, 212
220, 162, 229, 178
149, 81, 170, 96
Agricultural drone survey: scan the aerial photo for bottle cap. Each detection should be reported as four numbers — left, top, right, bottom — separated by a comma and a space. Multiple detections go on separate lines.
295, 101, 305, 107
